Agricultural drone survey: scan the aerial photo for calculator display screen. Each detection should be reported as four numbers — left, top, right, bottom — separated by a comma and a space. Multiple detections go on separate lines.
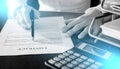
83, 45, 106, 56
78, 43, 112, 59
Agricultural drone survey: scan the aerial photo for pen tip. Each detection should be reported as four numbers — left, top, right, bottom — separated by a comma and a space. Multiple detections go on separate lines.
32, 38, 34, 41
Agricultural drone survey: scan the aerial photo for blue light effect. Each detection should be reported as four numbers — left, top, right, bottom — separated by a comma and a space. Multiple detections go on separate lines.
0, 0, 8, 15
95, 41, 120, 69
104, 54, 120, 69
77, 34, 120, 69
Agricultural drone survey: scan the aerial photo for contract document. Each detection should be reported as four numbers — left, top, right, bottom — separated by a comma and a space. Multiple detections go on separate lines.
0, 17, 74, 56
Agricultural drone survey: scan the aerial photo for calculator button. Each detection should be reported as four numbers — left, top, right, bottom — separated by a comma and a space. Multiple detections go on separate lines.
83, 61, 91, 65
55, 62, 62, 68
95, 62, 103, 66
61, 66, 70, 69
63, 52, 70, 56
69, 55, 76, 59
73, 53, 81, 57
65, 57, 72, 62
74, 66, 82, 69
67, 63, 75, 68
58, 54, 65, 59
79, 64, 87, 68
87, 59, 95, 63
48, 59, 56, 64
60, 60, 67, 64
53, 57, 61, 61
76, 58, 84, 62
71, 60, 79, 65
80, 56, 88, 60
67, 50, 74, 54
86, 67, 93, 69
90, 64, 100, 69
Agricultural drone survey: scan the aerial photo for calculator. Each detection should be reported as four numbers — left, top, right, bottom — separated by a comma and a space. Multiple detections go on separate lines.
45, 42, 112, 69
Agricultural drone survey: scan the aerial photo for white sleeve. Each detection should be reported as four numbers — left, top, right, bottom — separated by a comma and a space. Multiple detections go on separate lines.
96, 4, 107, 13
85, 6, 103, 17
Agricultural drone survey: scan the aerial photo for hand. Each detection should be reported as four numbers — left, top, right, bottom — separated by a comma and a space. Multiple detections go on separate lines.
64, 18, 75, 25
63, 13, 103, 39
16, 6, 31, 30
15, 5, 40, 30
92, 17, 103, 36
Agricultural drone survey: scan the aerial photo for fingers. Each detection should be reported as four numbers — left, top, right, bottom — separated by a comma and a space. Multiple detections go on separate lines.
16, 12, 27, 29
66, 22, 87, 37
22, 6, 32, 28
78, 26, 89, 39
62, 14, 93, 39
16, 8, 31, 30
22, 11, 31, 29
92, 27, 100, 36
63, 13, 102, 39
63, 21, 78, 33
63, 16, 84, 33
15, 5, 37, 30
65, 18, 75, 25
92, 18, 103, 36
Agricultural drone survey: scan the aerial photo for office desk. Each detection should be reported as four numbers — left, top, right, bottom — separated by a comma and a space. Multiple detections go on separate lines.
0, 11, 82, 69
0, 11, 120, 69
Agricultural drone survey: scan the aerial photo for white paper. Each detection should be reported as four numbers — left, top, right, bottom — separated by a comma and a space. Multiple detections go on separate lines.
0, 17, 74, 56
100, 18, 120, 40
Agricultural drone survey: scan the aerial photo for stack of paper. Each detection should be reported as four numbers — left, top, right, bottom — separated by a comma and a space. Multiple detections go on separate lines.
100, 18, 120, 40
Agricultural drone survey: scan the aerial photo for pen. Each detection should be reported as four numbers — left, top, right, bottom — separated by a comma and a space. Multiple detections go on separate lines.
30, 10, 34, 41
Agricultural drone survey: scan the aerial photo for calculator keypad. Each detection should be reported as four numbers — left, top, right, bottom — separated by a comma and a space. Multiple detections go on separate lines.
47, 50, 103, 69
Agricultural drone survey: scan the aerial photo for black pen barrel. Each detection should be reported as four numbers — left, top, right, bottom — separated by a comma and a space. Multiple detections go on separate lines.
30, 10, 34, 41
